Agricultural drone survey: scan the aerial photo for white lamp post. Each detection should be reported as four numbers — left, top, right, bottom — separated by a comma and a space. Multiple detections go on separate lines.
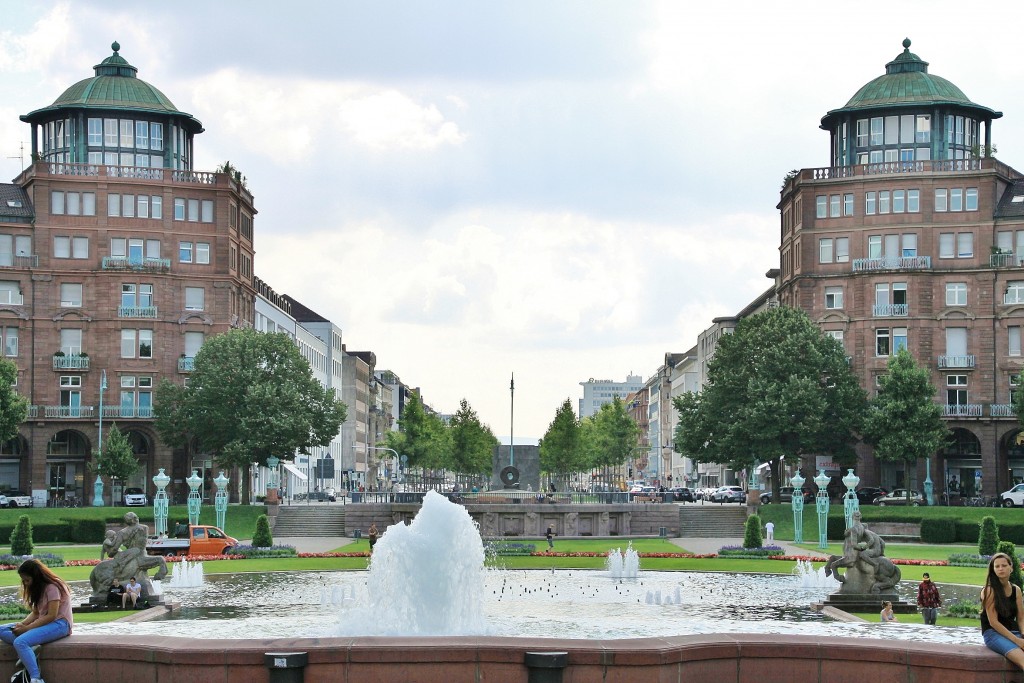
186, 469, 203, 526
214, 471, 229, 530
814, 470, 831, 550
842, 468, 861, 529
152, 468, 170, 537
790, 470, 805, 544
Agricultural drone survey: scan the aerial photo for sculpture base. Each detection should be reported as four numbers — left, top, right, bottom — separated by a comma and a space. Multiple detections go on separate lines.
816, 593, 916, 614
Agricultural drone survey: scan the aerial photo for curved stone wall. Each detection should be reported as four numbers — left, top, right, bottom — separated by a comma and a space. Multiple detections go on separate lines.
7, 633, 1015, 683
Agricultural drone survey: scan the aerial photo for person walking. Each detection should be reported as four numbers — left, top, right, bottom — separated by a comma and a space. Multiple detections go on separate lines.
765, 521, 775, 542
368, 523, 379, 554
917, 572, 942, 625
545, 526, 554, 550
0, 559, 74, 683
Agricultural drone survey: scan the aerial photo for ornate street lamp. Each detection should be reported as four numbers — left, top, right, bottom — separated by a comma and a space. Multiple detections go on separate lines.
814, 470, 831, 550
790, 470, 805, 544
93, 369, 108, 507
152, 468, 170, 537
842, 468, 860, 529
214, 471, 229, 531
266, 455, 280, 504
924, 457, 934, 506
186, 469, 203, 526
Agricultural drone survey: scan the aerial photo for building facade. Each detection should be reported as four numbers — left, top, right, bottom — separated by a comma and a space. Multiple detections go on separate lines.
777, 39, 1024, 497
6, 43, 256, 505
578, 375, 643, 420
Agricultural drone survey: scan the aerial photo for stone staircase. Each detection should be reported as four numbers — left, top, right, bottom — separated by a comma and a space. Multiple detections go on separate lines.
679, 505, 748, 538
270, 505, 346, 537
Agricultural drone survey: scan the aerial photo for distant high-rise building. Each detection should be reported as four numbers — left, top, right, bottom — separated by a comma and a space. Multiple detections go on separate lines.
578, 375, 644, 420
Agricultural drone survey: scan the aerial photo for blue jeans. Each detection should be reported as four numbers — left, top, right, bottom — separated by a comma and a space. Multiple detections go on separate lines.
984, 628, 1023, 657
0, 619, 70, 678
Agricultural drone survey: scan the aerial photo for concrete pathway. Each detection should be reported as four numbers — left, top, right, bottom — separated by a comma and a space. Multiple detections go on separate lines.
670, 536, 830, 559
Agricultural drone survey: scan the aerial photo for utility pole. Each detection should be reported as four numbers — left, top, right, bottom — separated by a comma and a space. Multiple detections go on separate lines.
509, 373, 515, 468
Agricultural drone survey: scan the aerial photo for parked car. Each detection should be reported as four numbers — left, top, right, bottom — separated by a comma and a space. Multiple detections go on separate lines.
122, 487, 148, 506
0, 494, 7, 508
759, 487, 812, 504
6, 491, 32, 508
874, 489, 923, 506
1000, 483, 1024, 507
668, 487, 694, 502
630, 486, 658, 500
710, 485, 746, 503
855, 487, 888, 505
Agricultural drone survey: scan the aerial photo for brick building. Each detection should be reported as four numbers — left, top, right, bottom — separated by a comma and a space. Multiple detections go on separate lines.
2, 42, 256, 505
777, 39, 1024, 498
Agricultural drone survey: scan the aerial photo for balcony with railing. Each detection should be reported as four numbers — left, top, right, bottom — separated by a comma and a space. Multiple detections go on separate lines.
52, 354, 90, 370
0, 254, 38, 269
40, 162, 217, 185
937, 355, 976, 369
852, 256, 931, 272
178, 356, 195, 372
943, 404, 983, 418
102, 256, 171, 273
26, 405, 38, 419
872, 303, 908, 317
101, 406, 154, 419
796, 158, 1015, 187
44, 406, 95, 418
118, 306, 158, 319
990, 404, 1016, 417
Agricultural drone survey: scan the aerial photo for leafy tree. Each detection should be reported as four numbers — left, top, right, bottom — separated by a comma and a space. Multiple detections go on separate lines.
155, 329, 347, 504
92, 424, 139, 496
582, 397, 640, 478
997, 541, 1023, 589
862, 348, 948, 503
979, 516, 1000, 556
10, 515, 32, 556
0, 359, 27, 443
387, 392, 450, 471
673, 306, 866, 502
744, 514, 764, 549
539, 399, 584, 487
449, 399, 499, 475
252, 514, 273, 548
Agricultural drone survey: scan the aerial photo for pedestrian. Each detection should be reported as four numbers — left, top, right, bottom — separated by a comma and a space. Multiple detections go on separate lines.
981, 552, 1024, 671
368, 523, 379, 554
765, 521, 775, 542
880, 601, 897, 623
123, 577, 142, 609
0, 558, 74, 683
545, 526, 554, 550
917, 572, 941, 625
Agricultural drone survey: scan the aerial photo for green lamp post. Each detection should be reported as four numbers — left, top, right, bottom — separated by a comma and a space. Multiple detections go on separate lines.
186, 469, 203, 526
814, 470, 831, 550
842, 468, 860, 529
152, 468, 170, 537
790, 470, 805, 544
214, 471, 229, 531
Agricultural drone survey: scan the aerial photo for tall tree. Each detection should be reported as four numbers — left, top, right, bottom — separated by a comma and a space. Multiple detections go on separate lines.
154, 329, 346, 504
539, 399, 583, 486
673, 306, 866, 501
449, 398, 499, 475
0, 359, 28, 443
583, 396, 640, 477
92, 423, 139, 493
863, 347, 948, 502
386, 392, 450, 471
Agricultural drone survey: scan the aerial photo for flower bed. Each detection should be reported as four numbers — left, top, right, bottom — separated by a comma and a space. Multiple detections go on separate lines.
0, 552, 64, 568
231, 544, 298, 559
947, 552, 989, 568
717, 545, 785, 559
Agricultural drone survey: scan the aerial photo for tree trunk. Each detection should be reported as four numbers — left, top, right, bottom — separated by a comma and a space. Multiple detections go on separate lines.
240, 463, 251, 506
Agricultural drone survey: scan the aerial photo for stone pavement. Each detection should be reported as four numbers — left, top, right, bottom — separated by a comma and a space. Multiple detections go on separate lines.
670, 536, 830, 558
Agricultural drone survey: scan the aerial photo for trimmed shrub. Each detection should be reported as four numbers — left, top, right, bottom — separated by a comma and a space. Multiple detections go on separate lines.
1000, 524, 1024, 546
979, 516, 1000, 556
946, 600, 981, 619
920, 518, 956, 543
947, 552, 989, 567
10, 515, 32, 556
252, 514, 273, 548
230, 544, 297, 558
66, 518, 107, 543
998, 541, 1024, 589
827, 515, 847, 541
744, 514, 764, 549
484, 542, 537, 556
718, 544, 784, 558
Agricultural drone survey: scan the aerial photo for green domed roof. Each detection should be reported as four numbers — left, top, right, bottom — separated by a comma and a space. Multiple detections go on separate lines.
821, 39, 1000, 128
21, 42, 203, 132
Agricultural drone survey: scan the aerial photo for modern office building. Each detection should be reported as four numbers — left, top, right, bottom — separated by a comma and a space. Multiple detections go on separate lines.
3, 42, 257, 505
777, 39, 1024, 497
578, 375, 643, 420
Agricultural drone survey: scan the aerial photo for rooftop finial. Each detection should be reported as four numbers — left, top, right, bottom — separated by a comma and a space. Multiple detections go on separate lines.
902, 37, 911, 51
111, 41, 120, 54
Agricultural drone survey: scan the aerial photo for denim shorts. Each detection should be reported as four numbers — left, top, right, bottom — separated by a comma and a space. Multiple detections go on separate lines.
983, 628, 1022, 657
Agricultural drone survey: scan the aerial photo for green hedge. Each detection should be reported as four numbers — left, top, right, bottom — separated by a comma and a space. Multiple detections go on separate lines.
921, 518, 957, 543
955, 522, 1024, 545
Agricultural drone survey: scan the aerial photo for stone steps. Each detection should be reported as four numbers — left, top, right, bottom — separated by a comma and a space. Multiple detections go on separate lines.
679, 505, 748, 538
270, 505, 346, 537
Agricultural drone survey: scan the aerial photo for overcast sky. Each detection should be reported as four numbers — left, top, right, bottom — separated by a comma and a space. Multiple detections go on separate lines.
3, 1, 1024, 442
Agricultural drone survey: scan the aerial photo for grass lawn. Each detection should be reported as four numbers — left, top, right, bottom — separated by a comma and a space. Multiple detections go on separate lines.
846, 612, 978, 627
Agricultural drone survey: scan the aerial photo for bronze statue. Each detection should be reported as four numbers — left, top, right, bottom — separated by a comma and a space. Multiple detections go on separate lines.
823, 510, 901, 595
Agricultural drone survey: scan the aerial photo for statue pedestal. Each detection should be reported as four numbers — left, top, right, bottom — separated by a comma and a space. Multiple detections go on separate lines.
816, 593, 915, 614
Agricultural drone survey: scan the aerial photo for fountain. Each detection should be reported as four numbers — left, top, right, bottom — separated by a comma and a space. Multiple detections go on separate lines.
794, 559, 839, 589
167, 560, 204, 588
606, 542, 640, 579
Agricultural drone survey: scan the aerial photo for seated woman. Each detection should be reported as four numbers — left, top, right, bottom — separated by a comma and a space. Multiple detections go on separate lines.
123, 577, 142, 609
0, 558, 74, 683
880, 601, 897, 623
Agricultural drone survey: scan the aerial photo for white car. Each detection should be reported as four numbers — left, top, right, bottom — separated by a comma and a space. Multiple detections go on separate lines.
1001, 484, 1024, 507
122, 487, 148, 506
6, 491, 32, 508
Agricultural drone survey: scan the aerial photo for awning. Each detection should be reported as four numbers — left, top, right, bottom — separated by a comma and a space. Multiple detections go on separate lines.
755, 462, 771, 472
282, 462, 308, 481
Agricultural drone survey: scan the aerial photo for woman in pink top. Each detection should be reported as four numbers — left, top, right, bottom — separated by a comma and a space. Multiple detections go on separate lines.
0, 559, 73, 683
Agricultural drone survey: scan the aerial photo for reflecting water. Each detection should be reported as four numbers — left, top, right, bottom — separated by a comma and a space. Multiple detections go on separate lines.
59, 569, 981, 644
